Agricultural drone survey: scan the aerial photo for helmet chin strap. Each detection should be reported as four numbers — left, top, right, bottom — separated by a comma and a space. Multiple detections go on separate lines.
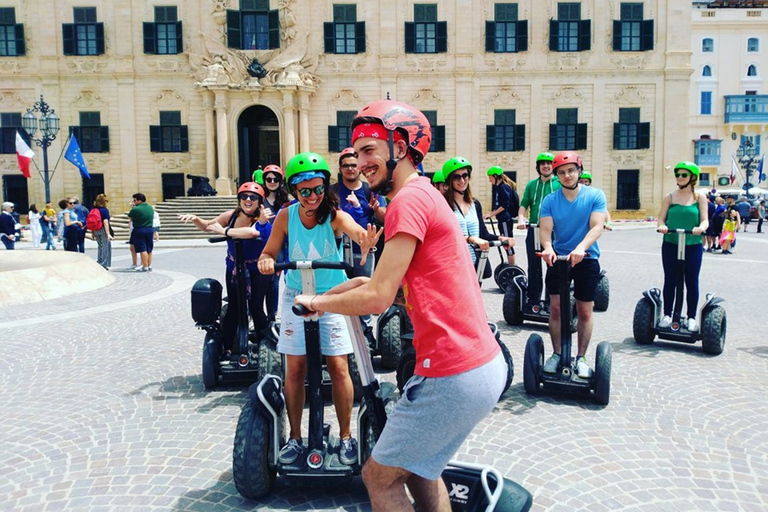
562, 181, 579, 191
379, 130, 397, 196
677, 177, 693, 190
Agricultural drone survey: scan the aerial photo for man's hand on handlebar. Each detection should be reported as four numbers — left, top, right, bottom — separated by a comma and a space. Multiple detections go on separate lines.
540, 247, 556, 267
294, 294, 324, 317
568, 248, 587, 266
469, 236, 490, 251
499, 236, 515, 248
517, 220, 528, 230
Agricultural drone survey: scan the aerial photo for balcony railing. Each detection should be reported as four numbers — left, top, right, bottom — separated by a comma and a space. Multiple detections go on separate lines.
724, 95, 768, 123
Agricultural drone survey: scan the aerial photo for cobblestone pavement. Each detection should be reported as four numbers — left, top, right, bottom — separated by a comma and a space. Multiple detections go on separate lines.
2, 228, 767, 512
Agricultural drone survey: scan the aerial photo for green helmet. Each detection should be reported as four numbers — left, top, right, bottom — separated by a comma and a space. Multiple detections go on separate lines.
285, 152, 331, 183
674, 161, 700, 177
252, 169, 264, 185
442, 156, 472, 177
536, 152, 555, 163
487, 165, 504, 177
431, 170, 445, 184
579, 171, 592, 181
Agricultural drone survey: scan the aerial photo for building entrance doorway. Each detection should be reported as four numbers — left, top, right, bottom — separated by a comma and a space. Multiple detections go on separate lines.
237, 106, 280, 186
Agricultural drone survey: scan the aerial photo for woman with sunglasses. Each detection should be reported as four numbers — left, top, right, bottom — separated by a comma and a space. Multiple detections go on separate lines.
62, 198, 84, 253
442, 157, 514, 278
179, 182, 273, 353
656, 162, 709, 333
257, 152, 380, 468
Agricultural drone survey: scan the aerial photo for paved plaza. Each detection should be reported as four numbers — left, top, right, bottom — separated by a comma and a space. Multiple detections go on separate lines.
2, 226, 767, 512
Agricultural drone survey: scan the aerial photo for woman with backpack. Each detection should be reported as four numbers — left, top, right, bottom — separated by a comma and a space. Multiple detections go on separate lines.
90, 194, 113, 269
484, 165, 519, 266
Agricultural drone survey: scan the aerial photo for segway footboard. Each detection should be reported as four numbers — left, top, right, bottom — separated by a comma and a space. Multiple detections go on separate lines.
442, 461, 532, 512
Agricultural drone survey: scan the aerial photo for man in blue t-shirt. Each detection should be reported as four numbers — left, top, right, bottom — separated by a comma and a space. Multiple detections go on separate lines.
539, 152, 607, 379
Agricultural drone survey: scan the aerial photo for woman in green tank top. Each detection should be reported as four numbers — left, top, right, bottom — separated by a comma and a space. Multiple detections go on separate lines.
656, 162, 709, 333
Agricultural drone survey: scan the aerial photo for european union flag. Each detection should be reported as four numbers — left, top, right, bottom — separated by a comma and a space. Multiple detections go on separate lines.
64, 134, 91, 179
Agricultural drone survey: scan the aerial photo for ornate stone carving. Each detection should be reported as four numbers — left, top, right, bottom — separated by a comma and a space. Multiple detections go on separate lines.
0, 90, 28, 109
547, 53, 591, 70
0, 60, 23, 74
609, 150, 648, 166
323, 56, 364, 73
404, 56, 447, 72
73, 90, 105, 109
211, 0, 230, 26
611, 86, 650, 106
65, 59, 106, 74
153, 153, 192, 169
549, 86, 586, 107
609, 54, 648, 70
146, 58, 184, 73
488, 88, 522, 107
331, 90, 361, 106
151, 89, 189, 118
483, 55, 526, 71
410, 89, 442, 107
278, 0, 298, 45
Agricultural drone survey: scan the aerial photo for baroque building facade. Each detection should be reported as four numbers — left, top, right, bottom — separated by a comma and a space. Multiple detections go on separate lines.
0, 0, 695, 215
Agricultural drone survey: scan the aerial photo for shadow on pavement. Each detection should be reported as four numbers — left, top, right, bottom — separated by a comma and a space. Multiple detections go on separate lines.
610, 337, 716, 359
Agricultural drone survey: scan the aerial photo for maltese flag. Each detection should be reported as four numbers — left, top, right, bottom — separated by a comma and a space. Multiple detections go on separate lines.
15, 130, 34, 179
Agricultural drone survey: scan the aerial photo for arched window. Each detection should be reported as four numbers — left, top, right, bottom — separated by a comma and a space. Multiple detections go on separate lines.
747, 38, 759, 52
702, 38, 714, 52
702, 65, 712, 77
747, 65, 758, 77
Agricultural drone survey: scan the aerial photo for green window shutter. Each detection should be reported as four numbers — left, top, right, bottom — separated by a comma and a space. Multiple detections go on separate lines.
485, 21, 495, 52
514, 125, 525, 151
180, 126, 189, 152
99, 126, 110, 152
613, 123, 620, 149
549, 20, 558, 51
576, 124, 588, 150
516, 20, 528, 52
548, 125, 557, 149
14, 23, 24, 55
226, 10, 241, 49
641, 20, 654, 51
355, 21, 365, 53
578, 20, 591, 51
404, 22, 415, 53
486, 125, 496, 151
323, 22, 334, 53
436, 21, 447, 53
175, 21, 183, 53
62, 23, 75, 55
638, 122, 650, 149
328, 126, 340, 152
612, 20, 621, 51
69, 126, 82, 141
268, 9, 279, 49
143, 22, 156, 54
149, 125, 161, 152
95, 23, 105, 54
433, 125, 445, 152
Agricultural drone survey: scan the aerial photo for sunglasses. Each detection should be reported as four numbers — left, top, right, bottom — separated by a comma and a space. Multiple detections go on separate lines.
296, 185, 325, 198
67, 202, 74, 205
674, 173, 690, 178
451, 172, 471, 181
238, 194, 260, 202
264, 177, 281, 184
340, 164, 358, 170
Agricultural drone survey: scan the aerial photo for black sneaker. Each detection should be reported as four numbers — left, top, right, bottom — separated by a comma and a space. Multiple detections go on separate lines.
339, 437, 358, 465
278, 438, 304, 464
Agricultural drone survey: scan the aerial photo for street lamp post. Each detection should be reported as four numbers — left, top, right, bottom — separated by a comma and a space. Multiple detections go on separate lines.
736, 138, 757, 200
21, 95, 60, 204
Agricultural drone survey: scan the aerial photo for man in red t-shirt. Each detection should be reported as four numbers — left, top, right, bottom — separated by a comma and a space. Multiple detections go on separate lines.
295, 100, 505, 512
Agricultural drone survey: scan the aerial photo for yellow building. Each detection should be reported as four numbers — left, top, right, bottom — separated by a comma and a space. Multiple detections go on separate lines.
1, 0, 695, 216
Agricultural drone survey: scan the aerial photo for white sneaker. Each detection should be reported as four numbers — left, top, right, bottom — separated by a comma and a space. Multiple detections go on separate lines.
658, 315, 672, 328
543, 353, 561, 374
687, 318, 698, 332
575, 356, 593, 379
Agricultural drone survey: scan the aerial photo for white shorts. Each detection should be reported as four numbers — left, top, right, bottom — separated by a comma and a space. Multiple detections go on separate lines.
277, 286, 353, 356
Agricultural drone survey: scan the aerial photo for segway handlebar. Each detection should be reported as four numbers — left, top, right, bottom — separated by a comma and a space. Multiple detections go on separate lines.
273, 260, 352, 272
469, 239, 510, 249
207, 236, 228, 243
657, 228, 697, 234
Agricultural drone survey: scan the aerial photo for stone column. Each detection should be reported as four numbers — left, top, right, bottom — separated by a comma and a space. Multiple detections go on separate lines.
282, 91, 296, 160
298, 90, 311, 153
214, 90, 232, 195
202, 91, 217, 185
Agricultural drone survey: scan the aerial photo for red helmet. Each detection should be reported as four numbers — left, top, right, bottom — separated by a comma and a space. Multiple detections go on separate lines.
351, 100, 431, 165
262, 164, 284, 179
339, 147, 356, 164
237, 182, 265, 200
552, 152, 583, 172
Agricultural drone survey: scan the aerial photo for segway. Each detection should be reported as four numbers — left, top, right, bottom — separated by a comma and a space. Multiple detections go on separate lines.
190, 237, 281, 389
523, 256, 612, 405
233, 261, 534, 511
632, 229, 726, 355
488, 220, 525, 292
503, 224, 577, 333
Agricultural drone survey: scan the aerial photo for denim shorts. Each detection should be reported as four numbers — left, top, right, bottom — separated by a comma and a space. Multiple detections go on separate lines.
371, 351, 506, 480
277, 286, 352, 356
545, 258, 600, 302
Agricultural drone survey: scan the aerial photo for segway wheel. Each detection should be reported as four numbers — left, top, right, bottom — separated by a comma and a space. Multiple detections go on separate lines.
569, 294, 578, 333
396, 345, 417, 394
202, 334, 220, 390
497, 339, 515, 399
348, 352, 364, 402
360, 382, 398, 465
378, 313, 404, 370
257, 340, 283, 380
632, 298, 656, 345
503, 287, 524, 325
523, 334, 544, 395
593, 273, 610, 312
496, 265, 525, 293
492, 262, 507, 283
593, 341, 612, 405
701, 306, 726, 356
233, 402, 276, 499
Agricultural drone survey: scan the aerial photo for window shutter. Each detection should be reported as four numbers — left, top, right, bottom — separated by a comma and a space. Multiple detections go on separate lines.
578, 20, 591, 51
549, 20, 558, 51
433, 125, 445, 152
576, 123, 588, 150
62, 23, 75, 55
180, 126, 189, 152
436, 21, 447, 53
514, 124, 525, 151
268, 9, 280, 49
143, 22, 156, 54
517, 20, 528, 52
404, 22, 415, 53
69, 126, 82, 142
613, 123, 620, 149
485, 21, 495, 52
175, 21, 183, 53
226, 10, 241, 49
548, 125, 557, 149
99, 126, 110, 152
149, 126, 161, 152
95, 23, 105, 54
486, 125, 496, 151
355, 21, 365, 53
638, 122, 650, 149
328, 126, 339, 152
612, 20, 621, 51
323, 22, 334, 53
13, 24, 24, 55
641, 20, 654, 51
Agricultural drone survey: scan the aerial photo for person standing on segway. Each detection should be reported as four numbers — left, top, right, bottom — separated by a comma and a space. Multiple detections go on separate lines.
539, 152, 607, 379
485, 165, 519, 266
656, 162, 709, 332
179, 182, 273, 353
293, 100, 507, 512
260, 164, 292, 320
517, 152, 561, 312
257, 152, 380, 468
